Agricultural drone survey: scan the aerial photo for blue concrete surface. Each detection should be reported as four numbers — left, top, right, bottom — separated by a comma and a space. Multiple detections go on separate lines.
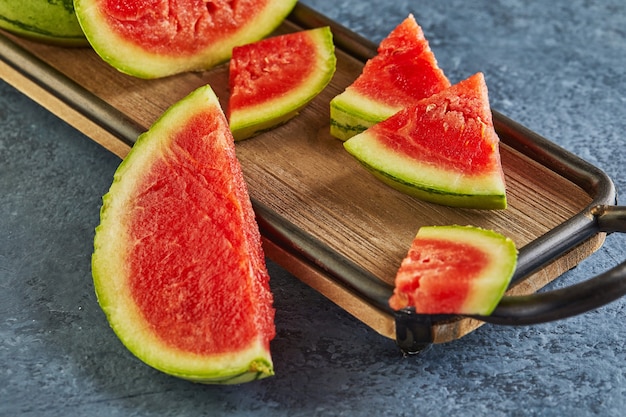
2, 1, 626, 415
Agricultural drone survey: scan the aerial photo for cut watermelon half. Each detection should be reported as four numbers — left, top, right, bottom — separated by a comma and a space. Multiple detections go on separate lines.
330, 14, 450, 141
389, 225, 517, 315
228, 26, 336, 141
92, 84, 275, 383
343, 72, 507, 210
74, 0, 298, 78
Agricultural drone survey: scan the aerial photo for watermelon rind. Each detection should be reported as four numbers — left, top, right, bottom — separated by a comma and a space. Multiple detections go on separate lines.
0, 0, 87, 46
330, 88, 399, 141
74, 0, 298, 78
391, 225, 517, 315
343, 130, 507, 209
92, 84, 274, 383
228, 26, 337, 141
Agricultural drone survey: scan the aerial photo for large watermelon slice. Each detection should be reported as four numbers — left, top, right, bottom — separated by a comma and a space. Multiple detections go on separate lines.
92, 84, 275, 384
228, 26, 336, 141
343, 72, 507, 210
330, 14, 450, 141
0, 0, 87, 46
389, 225, 517, 315
74, 0, 298, 78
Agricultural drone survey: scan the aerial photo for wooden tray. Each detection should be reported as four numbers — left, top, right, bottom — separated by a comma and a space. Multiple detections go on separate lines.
0, 4, 616, 349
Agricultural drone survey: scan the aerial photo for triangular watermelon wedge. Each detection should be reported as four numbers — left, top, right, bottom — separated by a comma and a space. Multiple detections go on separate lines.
330, 14, 450, 141
92, 85, 275, 383
389, 225, 517, 315
343, 72, 507, 209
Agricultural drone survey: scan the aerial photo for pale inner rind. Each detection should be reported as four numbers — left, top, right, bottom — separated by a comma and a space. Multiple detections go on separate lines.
344, 131, 507, 196
331, 88, 400, 125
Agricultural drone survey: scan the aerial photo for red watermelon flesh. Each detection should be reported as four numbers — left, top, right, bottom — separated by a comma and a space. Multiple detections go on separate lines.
229, 30, 320, 109
127, 111, 273, 355
100, 0, 268, 55
92, 85, 275, 383
350, 14, 450, 108
389, 225, 517, 315
343, 72, 507, 209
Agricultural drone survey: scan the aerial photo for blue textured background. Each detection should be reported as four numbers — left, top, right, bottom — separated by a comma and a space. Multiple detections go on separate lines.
1, 1, 626, 415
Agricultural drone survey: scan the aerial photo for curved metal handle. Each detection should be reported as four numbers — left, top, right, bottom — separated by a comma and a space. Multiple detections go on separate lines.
481, 205, 626, 325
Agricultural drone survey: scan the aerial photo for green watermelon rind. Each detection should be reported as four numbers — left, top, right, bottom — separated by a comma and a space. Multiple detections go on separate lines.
414, 225, 517, 315
92, 85, 274, 383
343, 130, 508, 209
74, 0, 298, 79
0, 0, 87, 46
329, 88, 399, 141
229, 26, 337, 141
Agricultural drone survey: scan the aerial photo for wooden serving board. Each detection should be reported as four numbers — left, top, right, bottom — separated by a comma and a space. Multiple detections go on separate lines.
0, 5, 611, 345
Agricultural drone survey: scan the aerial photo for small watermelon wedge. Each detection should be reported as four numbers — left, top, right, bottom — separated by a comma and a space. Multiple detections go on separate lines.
389, 225, 517, 315
228, 26, 336, 141
74, 0, 298, 78
330, 14, 450, 141
92, 84, 275, 384
343, 72, 507, 209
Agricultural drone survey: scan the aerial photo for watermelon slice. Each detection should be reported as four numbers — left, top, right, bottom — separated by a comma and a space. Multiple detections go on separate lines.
330, 14, 450, 141
92, 84, 275, 384
343, 72, 507, 209
228, 26, 336, 141
74, 0, 298, 78
0, 0, 87, 46
389, 225, 517, 315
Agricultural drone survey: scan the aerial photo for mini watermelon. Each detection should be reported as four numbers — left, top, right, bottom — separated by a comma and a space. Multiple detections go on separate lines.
343, 72, 507, 209
330, 14, 450, 141
74, 0, 298, 78
92, 84, 275, 384
0, 0, 87, 46
228, 26, 336, 141
389, 225, 517, 315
